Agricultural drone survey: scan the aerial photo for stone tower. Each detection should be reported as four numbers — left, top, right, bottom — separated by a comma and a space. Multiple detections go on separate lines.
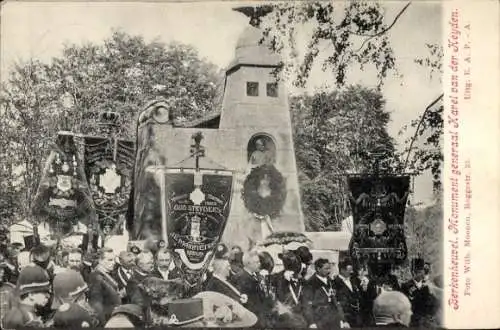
219, 24, 305, 249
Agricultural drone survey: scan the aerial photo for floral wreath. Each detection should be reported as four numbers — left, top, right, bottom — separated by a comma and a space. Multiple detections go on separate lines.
241, 164, 287, 218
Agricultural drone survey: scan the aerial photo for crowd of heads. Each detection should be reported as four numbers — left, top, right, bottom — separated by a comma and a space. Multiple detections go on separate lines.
0, 237, 441, 328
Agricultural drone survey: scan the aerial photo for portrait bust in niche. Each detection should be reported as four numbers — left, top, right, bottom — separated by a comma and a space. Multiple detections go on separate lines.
247, 135, 276, 171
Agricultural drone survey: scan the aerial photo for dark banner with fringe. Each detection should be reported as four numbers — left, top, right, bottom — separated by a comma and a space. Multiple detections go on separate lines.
84, 137, 134, 237
347, 176, 410, 265
164, 170, 233, 293
32, 132, 94, 234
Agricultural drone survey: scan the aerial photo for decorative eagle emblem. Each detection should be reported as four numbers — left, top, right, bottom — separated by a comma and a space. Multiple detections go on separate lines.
233, 5, 274, 27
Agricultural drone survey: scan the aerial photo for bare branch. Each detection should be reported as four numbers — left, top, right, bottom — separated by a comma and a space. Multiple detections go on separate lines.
353, 2, 412, 53
403, 93, 444, 170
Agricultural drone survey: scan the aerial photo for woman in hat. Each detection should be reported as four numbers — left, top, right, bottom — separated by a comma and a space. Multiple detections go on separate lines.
227, 246, 243, 282
293, 246, 313, 279
204, 243, 229, 287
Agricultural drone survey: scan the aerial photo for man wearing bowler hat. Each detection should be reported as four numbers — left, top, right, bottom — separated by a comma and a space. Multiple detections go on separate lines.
401, 258, 439, 327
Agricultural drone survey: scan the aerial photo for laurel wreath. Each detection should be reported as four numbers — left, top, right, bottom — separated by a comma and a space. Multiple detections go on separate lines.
241, 165, 287, 218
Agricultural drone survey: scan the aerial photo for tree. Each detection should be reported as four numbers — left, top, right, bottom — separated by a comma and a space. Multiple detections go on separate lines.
404, 196, 443, 275
260, 0, 444, 209
0, 31, 223, 220
0, 103, 23, 225
260, 0, 444, 192
0, 60, 58, 220
44, 31, 223, 137
290, 85, 398, 231
261, 1, 410, 87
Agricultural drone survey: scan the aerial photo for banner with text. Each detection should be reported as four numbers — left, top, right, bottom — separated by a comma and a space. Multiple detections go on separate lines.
164, 170, 234, 293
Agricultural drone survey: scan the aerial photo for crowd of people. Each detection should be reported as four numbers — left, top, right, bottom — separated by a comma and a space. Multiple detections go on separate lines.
0, 239, 442, 328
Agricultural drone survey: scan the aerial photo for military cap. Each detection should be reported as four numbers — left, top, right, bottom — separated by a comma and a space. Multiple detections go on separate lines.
17, 265, 51, 296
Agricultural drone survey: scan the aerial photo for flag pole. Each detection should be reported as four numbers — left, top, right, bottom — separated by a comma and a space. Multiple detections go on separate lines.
159, 170, 168, 244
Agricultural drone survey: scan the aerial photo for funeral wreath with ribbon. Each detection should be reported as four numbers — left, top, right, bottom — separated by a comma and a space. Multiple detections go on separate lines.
241, 164, 287, 218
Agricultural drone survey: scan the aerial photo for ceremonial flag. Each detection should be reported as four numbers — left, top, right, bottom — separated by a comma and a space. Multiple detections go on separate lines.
84, 137, 134, 237
32, 132, 94, 234
347, 175, 410, 265
163, 169, 234, 293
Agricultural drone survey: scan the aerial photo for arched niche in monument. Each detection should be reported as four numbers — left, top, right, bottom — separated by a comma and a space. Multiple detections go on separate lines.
247, 133, 276, 169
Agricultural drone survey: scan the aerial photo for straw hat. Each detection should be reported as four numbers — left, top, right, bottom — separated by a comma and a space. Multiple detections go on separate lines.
191, 291, 258, 328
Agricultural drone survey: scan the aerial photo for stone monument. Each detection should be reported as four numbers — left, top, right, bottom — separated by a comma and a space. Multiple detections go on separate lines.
131, 6, 305, 251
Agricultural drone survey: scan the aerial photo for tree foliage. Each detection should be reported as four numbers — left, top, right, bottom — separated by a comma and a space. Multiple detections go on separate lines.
261, 0, 443, 194
0, 31, 223, 223
404, 197, 443, 275
261, 1, 409, 87
290, 85, 399, 231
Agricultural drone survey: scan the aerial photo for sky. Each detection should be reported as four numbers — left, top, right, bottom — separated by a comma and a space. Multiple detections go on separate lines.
0, 1, 442, 205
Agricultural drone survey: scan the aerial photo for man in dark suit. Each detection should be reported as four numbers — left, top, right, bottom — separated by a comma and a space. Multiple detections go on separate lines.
401, 258, 439, 327
303, 258, 349, 329
80, 252, 96, 284
88, 248, 122, 325
270, 250, 308, 328
110, 251, 135, 300
204, 257, 244, 302
333, 260, 363, 327
231, 250, 267, 326
126, 250, 158, 325
151, 248, 181, 280
356, 267, 378, 327
369, 263, 400, 293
